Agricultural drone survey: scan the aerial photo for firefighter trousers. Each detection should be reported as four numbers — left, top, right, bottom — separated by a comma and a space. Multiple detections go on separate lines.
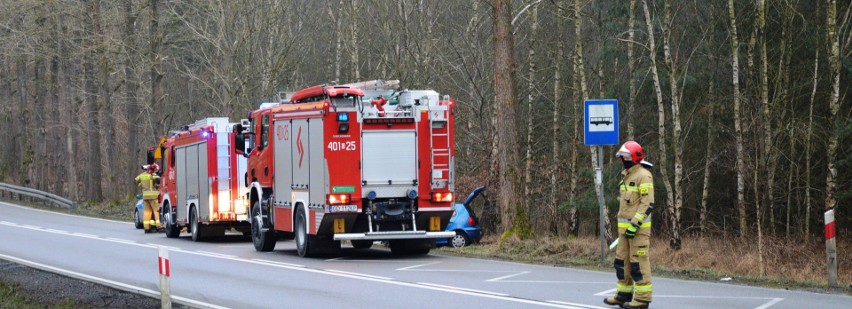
613, 228, 652, 303
142, 198, 160, 230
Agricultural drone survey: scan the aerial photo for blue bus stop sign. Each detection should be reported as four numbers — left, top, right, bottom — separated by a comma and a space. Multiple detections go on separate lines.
584, 99, 619, 146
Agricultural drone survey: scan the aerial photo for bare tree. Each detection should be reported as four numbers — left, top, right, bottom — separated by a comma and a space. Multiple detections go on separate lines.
493, 0, 524, 236
728, 0, 747, 237
824, 0, 840, 213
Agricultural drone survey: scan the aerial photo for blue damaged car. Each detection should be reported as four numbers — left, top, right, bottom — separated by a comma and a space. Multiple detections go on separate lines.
436, 186, 485, 248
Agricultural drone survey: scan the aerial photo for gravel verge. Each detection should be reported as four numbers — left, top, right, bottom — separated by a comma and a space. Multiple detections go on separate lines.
0, 258, 188, 308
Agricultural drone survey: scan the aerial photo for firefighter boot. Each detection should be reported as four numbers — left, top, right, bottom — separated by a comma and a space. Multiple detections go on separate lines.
621, 300, 650, 309
603, 292, 632, 306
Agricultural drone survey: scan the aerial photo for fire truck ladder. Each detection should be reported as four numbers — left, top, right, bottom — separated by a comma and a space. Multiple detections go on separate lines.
429, 107, 450, 189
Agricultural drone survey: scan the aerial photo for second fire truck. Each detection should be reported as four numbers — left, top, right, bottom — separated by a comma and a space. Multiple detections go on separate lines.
159, 117, 251, 241
235, 83, 456, 257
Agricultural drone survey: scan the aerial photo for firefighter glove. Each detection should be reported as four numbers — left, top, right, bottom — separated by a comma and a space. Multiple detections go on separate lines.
625, 223, 639, 239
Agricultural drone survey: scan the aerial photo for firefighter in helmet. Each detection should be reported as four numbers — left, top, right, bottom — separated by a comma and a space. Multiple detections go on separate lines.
604, 141, 655, 309
135, 163, 161, 233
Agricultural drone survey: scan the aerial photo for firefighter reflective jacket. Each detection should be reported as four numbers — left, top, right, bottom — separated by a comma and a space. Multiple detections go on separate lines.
617, 165, 654, 230
135, 172, 161, 200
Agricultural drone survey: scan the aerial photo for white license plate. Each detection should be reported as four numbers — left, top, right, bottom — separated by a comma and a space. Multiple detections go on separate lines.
329, 205, 358, 213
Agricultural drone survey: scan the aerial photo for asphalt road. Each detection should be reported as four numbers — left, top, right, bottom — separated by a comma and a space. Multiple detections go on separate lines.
0, 200, 848, 309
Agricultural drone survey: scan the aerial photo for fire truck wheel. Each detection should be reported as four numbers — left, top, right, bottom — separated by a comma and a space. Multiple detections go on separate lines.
251, 201, 276, 252
163, 204, 180, 238
351, 240, 373, 249
295, 206, 313, 257
190, 207, 205, 242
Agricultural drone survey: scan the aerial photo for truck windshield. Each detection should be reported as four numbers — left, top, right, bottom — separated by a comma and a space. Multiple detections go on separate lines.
331, 95, 359, 108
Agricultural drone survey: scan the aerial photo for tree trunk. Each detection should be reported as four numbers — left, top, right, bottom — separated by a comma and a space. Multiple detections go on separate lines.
728, 0, 748, 237
641, 0, 674, 246
17, 58, 28, 185
757, 0, 775, 237
626, 0, 636, 140
805, 49, 819, 235
84, 0, 103, 201
550, 1, 564, 236
150, 0, 163, 136
124, 0, 140, 185
661, 0, 683, 250
349, 0, 360, 81
523, 5, 538, 231
493, 0, 523, 236
700, 82, 715, 236
92, 0, 115, 197
824, 0, 840, 212
328, 0, 343, 82
56, 8, 79, 201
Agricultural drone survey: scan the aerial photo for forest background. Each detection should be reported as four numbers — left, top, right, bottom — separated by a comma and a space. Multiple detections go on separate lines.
0, 0, 849, 279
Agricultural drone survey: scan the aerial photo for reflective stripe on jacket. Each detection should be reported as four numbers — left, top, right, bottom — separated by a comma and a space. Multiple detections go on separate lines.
135, 172, 160, 200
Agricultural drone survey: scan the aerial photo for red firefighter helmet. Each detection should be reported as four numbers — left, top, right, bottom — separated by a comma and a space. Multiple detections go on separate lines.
616, 141, 649, 165
147, 163, 160, 173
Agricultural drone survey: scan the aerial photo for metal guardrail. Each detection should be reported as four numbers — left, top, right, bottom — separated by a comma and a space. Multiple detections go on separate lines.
0, 183, 77, 209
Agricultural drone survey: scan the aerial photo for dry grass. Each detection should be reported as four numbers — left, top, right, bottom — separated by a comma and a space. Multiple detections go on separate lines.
436, 234, 851, 292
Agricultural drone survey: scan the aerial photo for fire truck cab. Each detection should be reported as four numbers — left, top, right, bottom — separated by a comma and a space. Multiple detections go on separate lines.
236, 83, 456, 257
159, 117, 250, 241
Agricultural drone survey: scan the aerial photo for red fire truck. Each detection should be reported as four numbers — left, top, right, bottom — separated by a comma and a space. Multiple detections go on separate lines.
159, 117, 250, 241
235, 83, 456, 257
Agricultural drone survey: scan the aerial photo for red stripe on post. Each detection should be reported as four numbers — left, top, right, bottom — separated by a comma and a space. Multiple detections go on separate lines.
165, 259, 170, 277
158, 257, 164, 275
826, 221, 836, 240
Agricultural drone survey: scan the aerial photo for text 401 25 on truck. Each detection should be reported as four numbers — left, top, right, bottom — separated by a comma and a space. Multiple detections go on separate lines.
235, 83, 456, 257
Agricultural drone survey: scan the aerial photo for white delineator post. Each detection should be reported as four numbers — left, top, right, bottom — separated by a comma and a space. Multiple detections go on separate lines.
159, 247, 172, 309
825, 209, 837, 288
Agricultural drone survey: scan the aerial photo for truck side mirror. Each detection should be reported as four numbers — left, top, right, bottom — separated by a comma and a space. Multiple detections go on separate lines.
235, 132, 254, 156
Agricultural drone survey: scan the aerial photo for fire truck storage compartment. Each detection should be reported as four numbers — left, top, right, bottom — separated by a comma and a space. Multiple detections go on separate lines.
175, 142, 209, 222
362, 130, 417, 198
273, 118, 327, 208
397, 90, 440, 108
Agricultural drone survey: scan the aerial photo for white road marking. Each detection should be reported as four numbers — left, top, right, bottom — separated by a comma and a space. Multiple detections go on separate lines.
593, 288, 785, 308
250, 259, 305, 268
44, 228, 67, 233
324, 269, 392, 280
396, 261, 442, 270
417, 282, 510, 296
72, 233, 99, 238
755, 298, 784, 309
196, 251, 237, 259
487, 271, 530, 282
546, 300, 610, 309
0, 252, 229, 309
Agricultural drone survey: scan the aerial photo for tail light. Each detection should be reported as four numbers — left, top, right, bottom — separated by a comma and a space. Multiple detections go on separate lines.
327, 194, 350, 205
431, 192, 453, 202
468, 216, 477, 226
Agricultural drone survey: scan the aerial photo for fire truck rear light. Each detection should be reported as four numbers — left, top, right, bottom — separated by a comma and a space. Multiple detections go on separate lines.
431, 192, 453, 202
327, 194, 351, 205
367, 191, 377, 200
407, 190, 417, 199
202, 131, 209, 138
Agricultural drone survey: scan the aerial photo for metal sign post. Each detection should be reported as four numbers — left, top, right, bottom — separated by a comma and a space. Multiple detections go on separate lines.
825, 209, 837, 288
584, 99, 619, 266
158, 247, 172, 309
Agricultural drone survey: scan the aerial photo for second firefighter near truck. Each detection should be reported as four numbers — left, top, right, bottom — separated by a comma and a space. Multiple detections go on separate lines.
135, 163, 161, 233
